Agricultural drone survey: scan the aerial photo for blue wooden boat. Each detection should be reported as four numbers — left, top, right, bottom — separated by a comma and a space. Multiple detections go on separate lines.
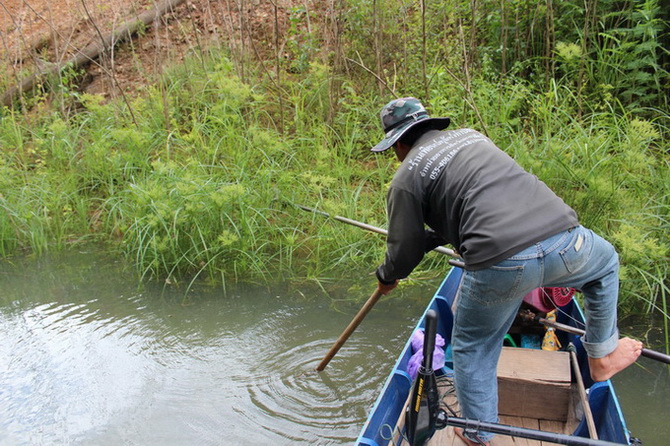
356, 267, 635, 446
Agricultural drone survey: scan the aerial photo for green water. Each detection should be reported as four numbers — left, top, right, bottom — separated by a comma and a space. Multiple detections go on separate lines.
0, 248, 668, 445
611, 316, 670, 445
0, 248, 430, 445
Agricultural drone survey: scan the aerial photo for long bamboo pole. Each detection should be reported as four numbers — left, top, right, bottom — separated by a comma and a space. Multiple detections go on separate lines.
444, 415, 623, 446
296, 204, 464, 268
524, 311, 670, 365
315, 288, 384, 371
567, 343, 598, 439
300, 203, 464, 371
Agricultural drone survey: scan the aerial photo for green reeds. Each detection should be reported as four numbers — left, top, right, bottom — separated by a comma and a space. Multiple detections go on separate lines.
77, 56, 389, 285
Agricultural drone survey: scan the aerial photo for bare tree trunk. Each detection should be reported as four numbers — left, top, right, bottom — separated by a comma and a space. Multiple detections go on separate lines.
469, 0, 478, 69
579, 0, 598, 116
545, 0, 555, 80
373, 0, 384, 96
270, 0, 284, 133
187, 5, 206, 70
326, 0, 345, 124
421, 0, 428, 100
500, 0, 507, 75
237, 0, 247, 83
457, 20, 488, 135
221, 0, 243, 79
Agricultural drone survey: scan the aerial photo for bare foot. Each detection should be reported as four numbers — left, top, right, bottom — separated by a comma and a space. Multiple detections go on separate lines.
588, 337, 643, 382
454, 427, 491, 446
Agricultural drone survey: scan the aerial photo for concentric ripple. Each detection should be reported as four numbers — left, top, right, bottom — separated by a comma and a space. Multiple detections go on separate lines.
234, 308, 407, 444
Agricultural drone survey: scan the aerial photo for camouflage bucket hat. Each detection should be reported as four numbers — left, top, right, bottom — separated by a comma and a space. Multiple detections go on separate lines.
371, 97, 451, 152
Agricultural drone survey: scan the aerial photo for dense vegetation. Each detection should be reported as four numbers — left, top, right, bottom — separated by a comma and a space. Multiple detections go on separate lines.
0, 0, 668, 326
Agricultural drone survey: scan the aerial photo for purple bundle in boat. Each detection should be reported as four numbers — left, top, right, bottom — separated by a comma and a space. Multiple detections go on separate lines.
407, 329, 445, 380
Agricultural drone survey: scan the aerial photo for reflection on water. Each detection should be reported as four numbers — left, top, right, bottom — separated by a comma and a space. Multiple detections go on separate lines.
1, 248, 668, 445
0, 248, 429, 445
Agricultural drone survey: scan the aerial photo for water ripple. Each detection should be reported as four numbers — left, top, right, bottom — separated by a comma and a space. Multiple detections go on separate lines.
241, 332, 397, 443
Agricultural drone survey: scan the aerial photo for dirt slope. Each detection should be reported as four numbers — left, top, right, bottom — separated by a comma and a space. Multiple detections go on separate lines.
1, 0, 301, 100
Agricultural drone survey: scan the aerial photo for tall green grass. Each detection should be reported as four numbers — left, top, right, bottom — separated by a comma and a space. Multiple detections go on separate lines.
0, 54, 392, 286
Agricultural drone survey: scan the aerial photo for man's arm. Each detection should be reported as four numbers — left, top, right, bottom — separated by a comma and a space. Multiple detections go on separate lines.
424, 228, 448, 253
376, 187, 427, 290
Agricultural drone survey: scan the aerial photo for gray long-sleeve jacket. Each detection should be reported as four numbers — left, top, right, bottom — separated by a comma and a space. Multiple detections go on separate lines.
376, 128, 579, 282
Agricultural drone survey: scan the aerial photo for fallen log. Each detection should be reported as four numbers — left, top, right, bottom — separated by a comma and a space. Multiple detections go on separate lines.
1, 0, 186, 108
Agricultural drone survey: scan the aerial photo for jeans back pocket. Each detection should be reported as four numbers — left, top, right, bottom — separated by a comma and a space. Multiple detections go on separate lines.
467, 263, 525, 305
559, 228, 592, 273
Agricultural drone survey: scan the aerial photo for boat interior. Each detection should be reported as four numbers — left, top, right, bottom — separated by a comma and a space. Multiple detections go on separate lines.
392, 309, 590, 446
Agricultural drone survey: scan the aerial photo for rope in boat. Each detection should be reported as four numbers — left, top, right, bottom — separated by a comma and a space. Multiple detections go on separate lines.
541, 288, 586, 330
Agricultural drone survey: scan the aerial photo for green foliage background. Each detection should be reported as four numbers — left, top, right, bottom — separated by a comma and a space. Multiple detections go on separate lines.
0, 0, 668, 321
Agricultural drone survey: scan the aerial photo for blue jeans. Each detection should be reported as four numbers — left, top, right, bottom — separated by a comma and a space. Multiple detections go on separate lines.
452, 226, 619, 442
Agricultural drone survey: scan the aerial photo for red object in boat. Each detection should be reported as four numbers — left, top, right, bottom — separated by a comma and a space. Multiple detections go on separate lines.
523, 287, 576, 313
